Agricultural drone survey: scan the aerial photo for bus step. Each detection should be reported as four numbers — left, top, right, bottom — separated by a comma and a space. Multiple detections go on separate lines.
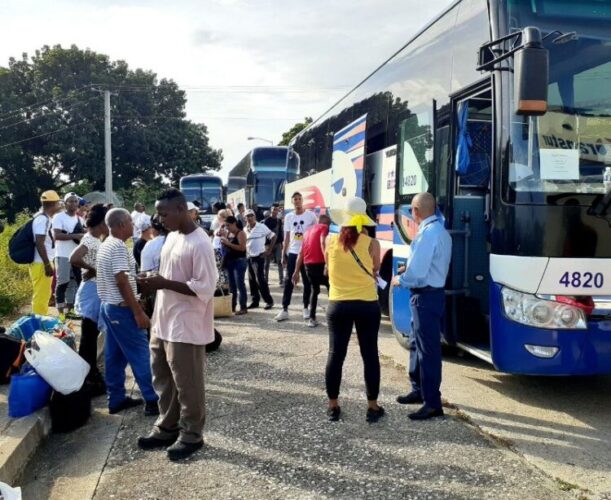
456, 342, 493, 364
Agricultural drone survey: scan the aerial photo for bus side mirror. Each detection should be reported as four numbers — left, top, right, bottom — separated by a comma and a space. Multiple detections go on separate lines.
514, 27, 549, 116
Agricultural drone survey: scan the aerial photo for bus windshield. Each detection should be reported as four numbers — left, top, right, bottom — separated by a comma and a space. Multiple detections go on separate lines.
507, 0, 611, 204
254, 171, 285, 208
252, 147, 289, 168
180, 179, 223, 212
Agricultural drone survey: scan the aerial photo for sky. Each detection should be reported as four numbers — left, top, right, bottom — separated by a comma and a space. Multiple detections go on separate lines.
1, 0, 451, 182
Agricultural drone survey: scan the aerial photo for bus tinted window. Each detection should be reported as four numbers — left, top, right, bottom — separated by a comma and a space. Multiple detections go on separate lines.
252, 148, 289, 167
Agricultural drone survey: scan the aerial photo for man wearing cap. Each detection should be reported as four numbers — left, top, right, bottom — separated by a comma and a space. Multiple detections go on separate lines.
392, 192, 452, 421
244, 209, 276, 310
52, 192, 86, 319
29, 191, 62, 315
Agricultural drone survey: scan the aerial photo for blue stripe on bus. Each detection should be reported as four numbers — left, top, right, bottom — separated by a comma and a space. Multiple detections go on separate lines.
333, 131, 365, 153
334, 115, 367, 142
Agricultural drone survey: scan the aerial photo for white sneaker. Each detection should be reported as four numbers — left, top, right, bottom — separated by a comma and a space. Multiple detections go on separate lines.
303, 308, 310, 320
274, 310, 289, 322
307, 319, 318, 328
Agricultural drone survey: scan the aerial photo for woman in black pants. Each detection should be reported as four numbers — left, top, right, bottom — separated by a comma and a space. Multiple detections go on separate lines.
325, 197, 384, 422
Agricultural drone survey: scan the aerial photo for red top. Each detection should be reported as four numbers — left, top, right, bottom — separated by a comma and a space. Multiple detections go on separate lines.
302, 224, 329, 264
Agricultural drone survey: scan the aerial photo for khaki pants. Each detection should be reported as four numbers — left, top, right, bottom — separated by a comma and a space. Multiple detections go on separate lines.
150, 335, 206, 444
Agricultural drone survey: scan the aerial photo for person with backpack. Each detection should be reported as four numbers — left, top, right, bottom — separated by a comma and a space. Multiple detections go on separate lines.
29, 191, 61, 315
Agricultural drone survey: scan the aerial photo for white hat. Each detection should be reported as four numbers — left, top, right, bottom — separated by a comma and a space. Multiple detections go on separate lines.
329, 197, 376, 231
63, 192, 78, 202
187, 202, 198, 211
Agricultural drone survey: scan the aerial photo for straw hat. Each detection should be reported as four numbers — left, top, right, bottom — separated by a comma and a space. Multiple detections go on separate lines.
329, 197, 376, 232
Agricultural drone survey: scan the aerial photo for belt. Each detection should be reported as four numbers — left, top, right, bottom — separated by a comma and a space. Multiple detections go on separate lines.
411, 286, 443, 294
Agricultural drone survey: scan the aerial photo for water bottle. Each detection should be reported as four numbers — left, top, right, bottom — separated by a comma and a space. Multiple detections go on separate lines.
604, 166, 611, 193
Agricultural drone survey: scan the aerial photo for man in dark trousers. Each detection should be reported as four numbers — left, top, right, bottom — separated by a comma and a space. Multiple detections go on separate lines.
392, 192, 452, 420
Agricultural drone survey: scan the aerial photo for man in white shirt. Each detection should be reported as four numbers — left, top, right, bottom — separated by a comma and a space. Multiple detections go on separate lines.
29, 191, 61, 315
52, 192, 85, 318
131, 202, 151, 240
244, 209, 276, 310
274, 192, 317, 321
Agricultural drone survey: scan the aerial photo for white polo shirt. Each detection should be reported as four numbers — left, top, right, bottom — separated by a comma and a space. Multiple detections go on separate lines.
245, 222, 273, 258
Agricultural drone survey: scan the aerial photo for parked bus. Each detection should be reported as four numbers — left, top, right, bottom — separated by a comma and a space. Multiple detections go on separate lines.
179, 174, 224, 228
285, 0, 611, 375
227, 146, 299, 213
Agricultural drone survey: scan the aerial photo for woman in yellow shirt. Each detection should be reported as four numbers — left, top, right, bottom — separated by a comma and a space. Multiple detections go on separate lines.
325, 197, 384, 423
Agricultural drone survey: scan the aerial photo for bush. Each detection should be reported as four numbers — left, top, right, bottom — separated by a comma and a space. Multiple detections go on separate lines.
0, 213, 34, 318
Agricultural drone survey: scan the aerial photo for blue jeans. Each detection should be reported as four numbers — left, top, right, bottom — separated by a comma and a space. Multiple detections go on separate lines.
408, 289, 445, 409
99, 303, 158, 409
226, 258, 248, 311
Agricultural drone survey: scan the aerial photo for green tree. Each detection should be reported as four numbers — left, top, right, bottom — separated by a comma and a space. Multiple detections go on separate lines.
278, 116, 313, 146
0, 45, 222, 220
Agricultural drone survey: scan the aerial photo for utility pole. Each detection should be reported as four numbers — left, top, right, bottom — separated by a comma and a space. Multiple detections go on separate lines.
104, 90, 112, 204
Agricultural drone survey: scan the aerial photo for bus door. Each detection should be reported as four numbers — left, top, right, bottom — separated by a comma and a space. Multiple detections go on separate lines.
448, 84, 493, 352
391, 109, 436, 347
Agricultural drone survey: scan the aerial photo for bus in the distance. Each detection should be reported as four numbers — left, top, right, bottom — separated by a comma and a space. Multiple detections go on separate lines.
179, 174, 224, 229
285, 0, 611, 376
227, 146, 299, 214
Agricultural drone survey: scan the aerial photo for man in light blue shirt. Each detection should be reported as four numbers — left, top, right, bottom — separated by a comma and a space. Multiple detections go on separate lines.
392, 192, 451, 420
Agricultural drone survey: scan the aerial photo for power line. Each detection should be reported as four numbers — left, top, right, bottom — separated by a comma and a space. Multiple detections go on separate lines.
0, 117, 102, 150
0, 95, 100, 132
0, 86, 94, 122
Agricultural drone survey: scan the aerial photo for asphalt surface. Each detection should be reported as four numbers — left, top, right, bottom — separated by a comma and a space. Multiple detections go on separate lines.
20, 282, 575, 500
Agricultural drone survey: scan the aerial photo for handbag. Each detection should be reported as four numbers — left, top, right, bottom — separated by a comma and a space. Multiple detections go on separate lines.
349, 248, 376, 282
214, 288, 233, 318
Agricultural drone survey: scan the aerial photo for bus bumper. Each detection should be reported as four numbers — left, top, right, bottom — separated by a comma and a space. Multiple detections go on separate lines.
490, 283, 611, 375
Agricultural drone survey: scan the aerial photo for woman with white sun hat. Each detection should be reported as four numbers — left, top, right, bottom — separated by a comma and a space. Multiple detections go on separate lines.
324, 196, 384, 423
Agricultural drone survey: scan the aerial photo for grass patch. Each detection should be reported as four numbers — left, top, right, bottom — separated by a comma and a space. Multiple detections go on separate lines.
556, 478, 580, 492
0, 214, 34, 319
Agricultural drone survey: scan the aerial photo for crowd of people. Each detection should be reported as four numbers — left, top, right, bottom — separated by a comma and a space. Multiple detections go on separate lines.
22, 186, 452, 461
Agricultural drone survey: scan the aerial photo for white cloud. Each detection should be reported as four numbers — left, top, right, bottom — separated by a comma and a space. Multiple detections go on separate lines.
0, 0, 452, 181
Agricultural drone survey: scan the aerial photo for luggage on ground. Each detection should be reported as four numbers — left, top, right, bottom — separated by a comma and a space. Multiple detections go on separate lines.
49, 386, 91, 433
0, 332, 26, 384
8, 369, 53, 417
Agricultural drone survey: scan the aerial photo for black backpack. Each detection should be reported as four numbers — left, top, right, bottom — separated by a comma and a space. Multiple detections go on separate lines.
8, 214, 49, 264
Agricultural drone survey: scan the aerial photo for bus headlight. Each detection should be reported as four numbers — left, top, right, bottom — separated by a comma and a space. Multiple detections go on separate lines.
501, 287, 587, 329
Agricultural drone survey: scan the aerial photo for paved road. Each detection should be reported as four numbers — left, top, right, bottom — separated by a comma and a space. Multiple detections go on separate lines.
21, 285, 572, 499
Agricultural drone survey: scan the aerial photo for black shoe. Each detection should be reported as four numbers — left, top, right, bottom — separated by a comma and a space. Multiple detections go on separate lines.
408, 405, 444, 421
247, 302, 260, 309
263, 302, 274, 310
109, 396, 143, 414
366, 406, 386, 423
167, 440, 203, 461
396, 392, 424, 405
327, 406, 341, 422
137, 433, 178, 450
144, 400, 160, 416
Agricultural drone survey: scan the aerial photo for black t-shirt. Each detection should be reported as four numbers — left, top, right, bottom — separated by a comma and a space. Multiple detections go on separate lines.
263, 217, 283, 245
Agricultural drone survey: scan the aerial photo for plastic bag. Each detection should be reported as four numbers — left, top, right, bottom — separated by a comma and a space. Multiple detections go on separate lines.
24, 331, 90, 395
8, 370, 52, 418
0, 482, 22, 500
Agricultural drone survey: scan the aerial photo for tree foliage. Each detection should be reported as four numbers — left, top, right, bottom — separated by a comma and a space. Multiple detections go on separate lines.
0, 44, 222, 220
278, 116, 313, 146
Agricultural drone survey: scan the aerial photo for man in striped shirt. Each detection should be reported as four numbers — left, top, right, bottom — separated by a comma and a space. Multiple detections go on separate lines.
97, 208, 158, 416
